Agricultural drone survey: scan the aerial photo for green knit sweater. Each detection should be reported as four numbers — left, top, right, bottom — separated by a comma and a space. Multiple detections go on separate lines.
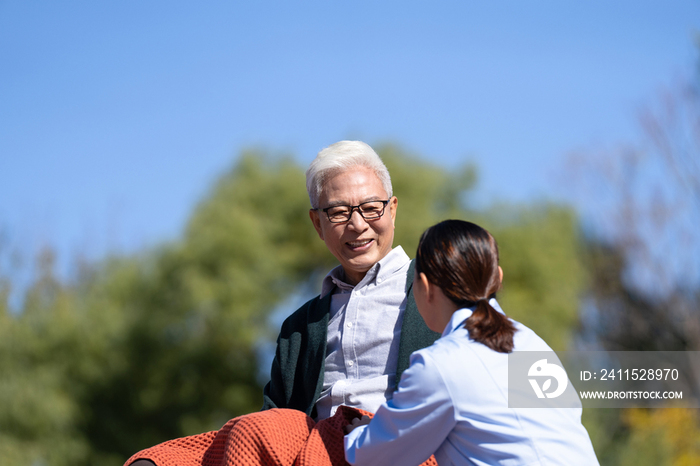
261, 261, 441, 418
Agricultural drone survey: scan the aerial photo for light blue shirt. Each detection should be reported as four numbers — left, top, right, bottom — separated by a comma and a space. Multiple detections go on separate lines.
314, 246, 412, 420
344, 302, 599, 466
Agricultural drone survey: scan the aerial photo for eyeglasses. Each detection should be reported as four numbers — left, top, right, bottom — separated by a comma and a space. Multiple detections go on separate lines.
318, 199, 391, 224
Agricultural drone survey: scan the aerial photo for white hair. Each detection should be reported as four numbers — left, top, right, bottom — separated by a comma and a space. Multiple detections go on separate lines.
305, 141, 393, 209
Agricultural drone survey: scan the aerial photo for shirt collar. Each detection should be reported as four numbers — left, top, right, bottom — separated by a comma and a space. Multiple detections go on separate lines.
320, 246, 410, 297
442, 298, 505, 337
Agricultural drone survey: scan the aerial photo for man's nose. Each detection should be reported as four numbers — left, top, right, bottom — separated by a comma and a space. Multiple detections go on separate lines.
347, 209, 369, 230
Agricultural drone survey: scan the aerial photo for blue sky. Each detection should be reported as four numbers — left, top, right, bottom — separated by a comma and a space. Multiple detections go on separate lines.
1, 1, 699, 292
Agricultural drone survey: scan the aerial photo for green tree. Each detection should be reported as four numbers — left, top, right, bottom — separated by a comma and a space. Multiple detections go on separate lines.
482, 205, 585, 351
0, 146, 587, 465
0, 249, 90, 465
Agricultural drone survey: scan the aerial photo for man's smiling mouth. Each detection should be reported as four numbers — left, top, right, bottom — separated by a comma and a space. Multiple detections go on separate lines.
347, 239, 373, 248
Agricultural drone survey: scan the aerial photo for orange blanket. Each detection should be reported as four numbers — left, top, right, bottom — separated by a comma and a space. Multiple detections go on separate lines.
125, 406, 437, 466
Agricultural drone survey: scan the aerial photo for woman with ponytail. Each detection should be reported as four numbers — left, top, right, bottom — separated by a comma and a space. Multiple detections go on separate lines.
344, 220, 599, 466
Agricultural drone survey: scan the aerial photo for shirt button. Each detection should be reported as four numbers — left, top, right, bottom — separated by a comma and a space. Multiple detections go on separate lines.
348, 360, 354, 367
346, 322, 353, 329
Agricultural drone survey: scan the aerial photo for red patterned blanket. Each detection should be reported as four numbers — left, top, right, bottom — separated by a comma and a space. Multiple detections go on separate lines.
125, 406, 437, 466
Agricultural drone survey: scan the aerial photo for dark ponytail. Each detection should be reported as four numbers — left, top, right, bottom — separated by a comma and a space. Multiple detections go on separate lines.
415, 220, 516, 353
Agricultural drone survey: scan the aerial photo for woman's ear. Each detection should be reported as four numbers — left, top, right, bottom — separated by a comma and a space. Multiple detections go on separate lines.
498, 266, 503, 284
417, 272, 433, 302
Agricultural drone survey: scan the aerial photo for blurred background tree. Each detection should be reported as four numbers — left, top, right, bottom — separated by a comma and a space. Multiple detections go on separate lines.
2, 45, 699, 459
0, 145, 585, 466
564, 46, 700, 465
2, 4, 698, 465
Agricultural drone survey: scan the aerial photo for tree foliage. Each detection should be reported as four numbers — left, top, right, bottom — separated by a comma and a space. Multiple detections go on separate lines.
0, 146, 586, 465
564, 47, 700, 465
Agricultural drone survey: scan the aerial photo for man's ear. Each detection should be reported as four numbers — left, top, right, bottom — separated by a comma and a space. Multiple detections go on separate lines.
309, 209, 324, 240
388, 196, 398, 226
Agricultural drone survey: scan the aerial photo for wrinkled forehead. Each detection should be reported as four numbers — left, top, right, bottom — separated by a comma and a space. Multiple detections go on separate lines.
319, 167, 388, 205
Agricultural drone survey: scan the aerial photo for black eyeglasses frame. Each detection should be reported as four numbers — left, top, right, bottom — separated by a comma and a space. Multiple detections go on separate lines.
316, 199, 391, 224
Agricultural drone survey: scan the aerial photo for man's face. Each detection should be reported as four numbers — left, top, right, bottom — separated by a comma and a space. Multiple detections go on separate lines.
309, 166, 398, 285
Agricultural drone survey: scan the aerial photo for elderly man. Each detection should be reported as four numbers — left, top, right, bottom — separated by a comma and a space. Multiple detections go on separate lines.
127, 141, 439, 466
261, 140, 439, 420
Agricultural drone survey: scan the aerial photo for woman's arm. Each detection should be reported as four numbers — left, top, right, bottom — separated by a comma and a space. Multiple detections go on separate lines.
344, 352, 456, 466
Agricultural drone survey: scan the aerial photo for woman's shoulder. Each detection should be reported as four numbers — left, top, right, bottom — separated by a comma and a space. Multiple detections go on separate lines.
412, 327, 503, 382
407, 314, 557, 386
510, 319, 555, 352
413, 319, 555, 378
